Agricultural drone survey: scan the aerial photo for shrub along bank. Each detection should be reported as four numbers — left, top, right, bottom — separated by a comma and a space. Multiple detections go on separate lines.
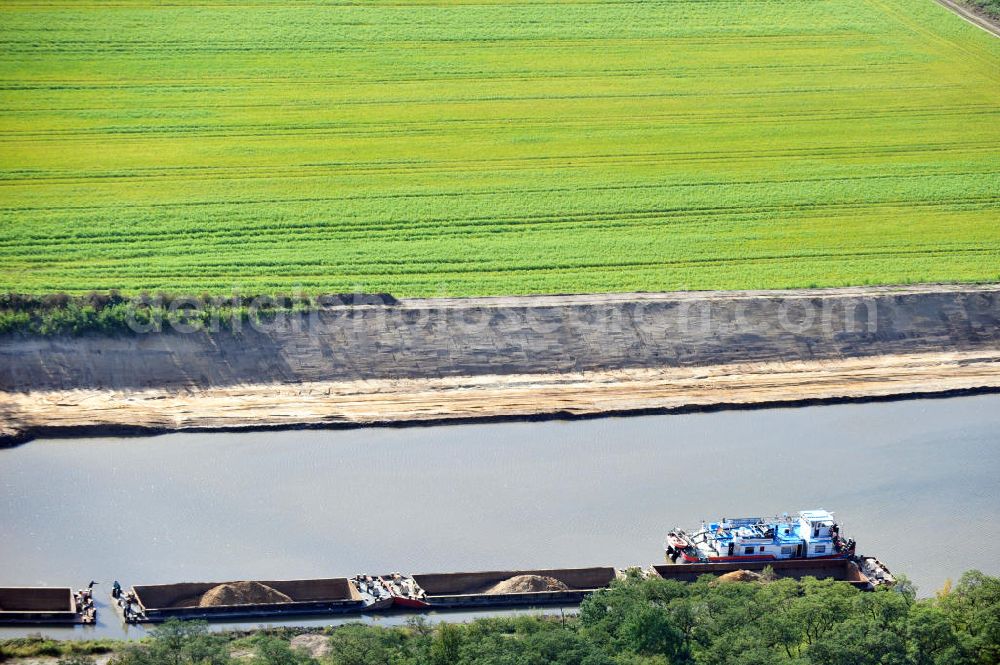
0, 292, 377, 337
965, 1, 1000, 19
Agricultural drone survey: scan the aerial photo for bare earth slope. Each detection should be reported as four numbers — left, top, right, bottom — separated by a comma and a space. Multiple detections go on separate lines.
1, 285, 998, 444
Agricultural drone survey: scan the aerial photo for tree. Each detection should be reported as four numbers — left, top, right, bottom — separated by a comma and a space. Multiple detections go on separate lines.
429, 622, 462, 665
790, 578, 856, 646
907, 604, 966, 665
579, 576, 690, 662
618, 605, 686, 661
937, 570, 1000, 665
109, 620, 230, 665
808, 615, 908, 665
247, 636, 317, 665
326, 624, 407, 665
519, 628, 612, 665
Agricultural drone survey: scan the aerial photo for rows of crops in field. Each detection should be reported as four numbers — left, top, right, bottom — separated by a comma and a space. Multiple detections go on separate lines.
0, 0, 997, 296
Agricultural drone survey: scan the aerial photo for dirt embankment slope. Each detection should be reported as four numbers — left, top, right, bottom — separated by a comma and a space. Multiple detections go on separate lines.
1, 285, 998, 444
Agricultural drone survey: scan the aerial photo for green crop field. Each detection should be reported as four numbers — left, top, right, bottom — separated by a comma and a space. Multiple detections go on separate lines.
0, 0, 998, 297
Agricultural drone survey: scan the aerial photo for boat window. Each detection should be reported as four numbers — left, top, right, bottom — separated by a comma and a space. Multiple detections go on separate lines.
744, 547, 754, 555
760, 546, 765, 551
781, 546, 793, 555
815, 545, 826, 554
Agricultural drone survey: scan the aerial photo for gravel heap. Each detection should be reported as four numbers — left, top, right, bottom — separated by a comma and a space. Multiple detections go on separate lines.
715, 570, 763, 583
485, 575, 570, 594
172, 581, 293, 608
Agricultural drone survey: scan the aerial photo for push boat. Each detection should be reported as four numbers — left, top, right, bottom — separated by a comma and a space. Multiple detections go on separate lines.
666, 509, 856, 563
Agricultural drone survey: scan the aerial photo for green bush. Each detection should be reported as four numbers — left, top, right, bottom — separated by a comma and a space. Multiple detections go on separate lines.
0, 292, 321, 337
0, 635, 117, 661
965, 1, 1000, 19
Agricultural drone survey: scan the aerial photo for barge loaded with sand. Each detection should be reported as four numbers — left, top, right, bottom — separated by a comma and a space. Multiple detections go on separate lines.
3, 512, 894, 627
108, 532, 894, 625
118, 578, 393, 623
112, 558, 894, 625
383, 567, 618, 610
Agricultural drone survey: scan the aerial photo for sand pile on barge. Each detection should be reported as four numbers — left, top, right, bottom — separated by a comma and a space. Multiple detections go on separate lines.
199, 582, 292, 607
485, 575, 570, 594
715, 570, 762, 583
173, 581, 293, 607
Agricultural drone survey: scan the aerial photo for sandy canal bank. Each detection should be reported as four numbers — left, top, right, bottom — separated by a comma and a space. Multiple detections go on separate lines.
4, 351, 1000, 441
2, 285, 999, 444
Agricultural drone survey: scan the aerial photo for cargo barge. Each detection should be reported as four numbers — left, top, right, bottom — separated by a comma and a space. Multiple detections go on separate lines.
384, 567, 619, 609
15, 509, 890, 625
651, 557, 887, 590
113, 557, 893, 624
0, 585, 96, 625
120, 578, 392, 623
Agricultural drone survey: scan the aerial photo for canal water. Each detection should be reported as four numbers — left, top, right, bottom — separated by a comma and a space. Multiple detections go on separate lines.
2, 394, 998, 639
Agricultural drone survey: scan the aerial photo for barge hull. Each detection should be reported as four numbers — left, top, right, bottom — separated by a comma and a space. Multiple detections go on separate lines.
117, 559, 888, 623
406, 566, 618, 609
653, 558, 871, 589
0, 587, 79, 625
132, 578, 369, 622
135, 602, 378, 623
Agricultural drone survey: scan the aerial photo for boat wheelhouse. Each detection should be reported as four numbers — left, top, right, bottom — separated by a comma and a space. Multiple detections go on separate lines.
665, 509, 856, 563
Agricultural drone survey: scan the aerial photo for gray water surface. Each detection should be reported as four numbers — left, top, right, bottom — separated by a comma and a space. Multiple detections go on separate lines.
2, 394, 998, 639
